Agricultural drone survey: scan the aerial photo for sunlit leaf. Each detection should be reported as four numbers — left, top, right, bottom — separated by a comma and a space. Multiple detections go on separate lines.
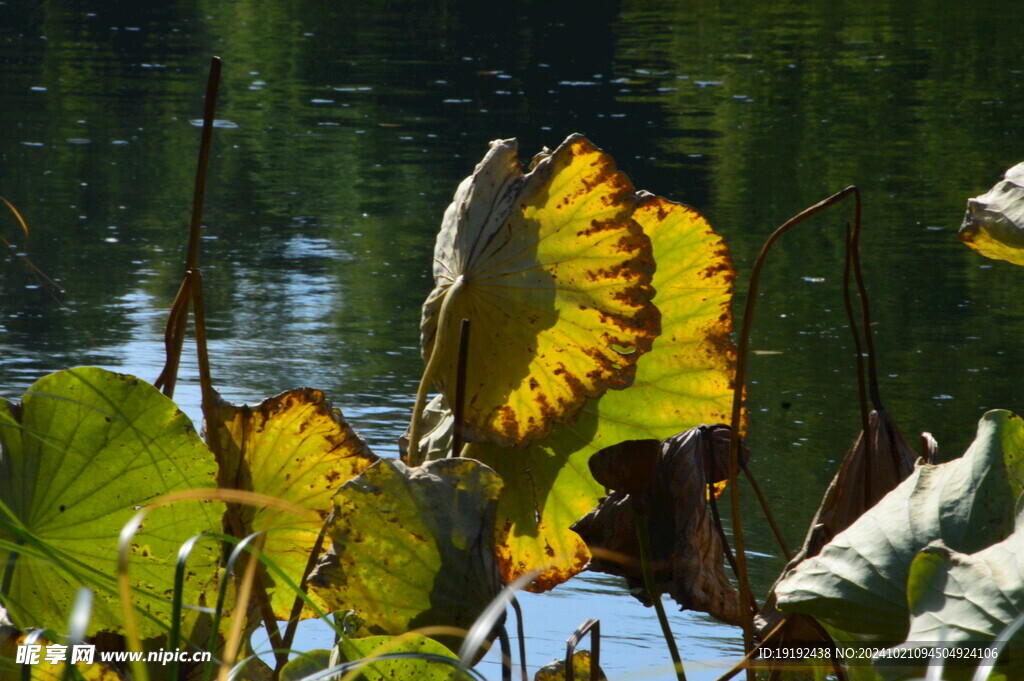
421, 134, 660, 447
959, 162, 1024, 266
309, 458, 503, 651
0, 368, 223, 637
534, 650, 600, 681
204, 388, 378, 619
473, 194, 738, 590
775, 410, 1024, 641
331, 634, 460, 680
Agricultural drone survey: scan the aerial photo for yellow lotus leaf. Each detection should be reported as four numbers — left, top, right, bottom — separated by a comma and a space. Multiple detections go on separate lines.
421, 134, 660, 448
475, 194, 738, 590
205, 388, 378, 618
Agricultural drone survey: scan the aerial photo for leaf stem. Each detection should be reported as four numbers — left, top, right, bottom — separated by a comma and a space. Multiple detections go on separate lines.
452, 318, 471, 458
277, 521, 330, 673
408, 276, 466, 465
842, 222, 871, 439
729, 186, 857, 674
154, 56, 222, 399
635, 510, 686, 681
848, 191, 883, 411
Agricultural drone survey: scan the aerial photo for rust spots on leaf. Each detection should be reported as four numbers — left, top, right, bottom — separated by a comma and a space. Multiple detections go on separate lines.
577, 217, 624, 239
496, 405, 521, 443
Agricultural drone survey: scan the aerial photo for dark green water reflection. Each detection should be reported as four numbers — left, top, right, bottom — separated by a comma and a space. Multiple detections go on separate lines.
3, 1, 1024, 678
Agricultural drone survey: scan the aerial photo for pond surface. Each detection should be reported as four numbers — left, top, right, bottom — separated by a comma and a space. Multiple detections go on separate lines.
3, 2, 1024, 679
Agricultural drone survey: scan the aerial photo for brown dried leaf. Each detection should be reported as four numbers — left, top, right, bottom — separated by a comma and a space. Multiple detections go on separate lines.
571, 425, 742, 625
795, 409, 918, 560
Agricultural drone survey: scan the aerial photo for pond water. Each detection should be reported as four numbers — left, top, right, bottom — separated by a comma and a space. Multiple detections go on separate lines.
3, 2, 1024, 679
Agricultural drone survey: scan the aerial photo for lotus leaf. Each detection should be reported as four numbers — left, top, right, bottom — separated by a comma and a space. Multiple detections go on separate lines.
0, 368, 223, 637
309, 458, 503, 651
421, 134, 660, 448
475, 194, 737, 589
331, 634, 461, 680
278, 649, 331, 681
960, 162, 1024, 266
775, 410, 1024, 641
204, 388, 378, 619
867, 519, 1024, 680
571, 425, 742, 625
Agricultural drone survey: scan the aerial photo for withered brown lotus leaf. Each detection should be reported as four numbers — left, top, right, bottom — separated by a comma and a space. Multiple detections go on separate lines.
587, 438, 660, 494
571, 424, 744, 625
796, 408, 918, 560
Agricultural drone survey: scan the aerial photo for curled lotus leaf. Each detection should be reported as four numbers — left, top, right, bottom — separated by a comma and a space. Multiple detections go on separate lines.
204, 388, 378, 619
960, 161, 1024, 266
421, 133, 660, 448
572, 425, 742, 625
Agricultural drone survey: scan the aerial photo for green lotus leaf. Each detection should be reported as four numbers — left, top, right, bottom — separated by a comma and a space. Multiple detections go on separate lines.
421, 134, 660, 448
279, 649, 332, 681
473, 194, 738, 590
775, 409, 1024, 642
331, 634, 460, 681
0, 367, 223, 637
867, 520, 1024, 680
309, 458, 502, 651
205, 388, 378, 619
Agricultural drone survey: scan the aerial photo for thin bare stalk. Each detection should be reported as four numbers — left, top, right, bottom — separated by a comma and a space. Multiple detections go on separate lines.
842, 222, 874, 509
565, 618, 602, 681
186, 56, 222, 270
728, 186, 857, 672
843, 225, 870, 423
154, 277, 192, 397
635, 511, 686, 681
452, 318, 471, 458
278, 522, 330, 673
190, 269, 217, 412
217, 533, 265, 681
154, 56, 222, 399
0, 197, 65, 297
847, 191, 883, 410
739, 465, 790, 563
253, 570, 288, 673
510, 596, 528, 681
